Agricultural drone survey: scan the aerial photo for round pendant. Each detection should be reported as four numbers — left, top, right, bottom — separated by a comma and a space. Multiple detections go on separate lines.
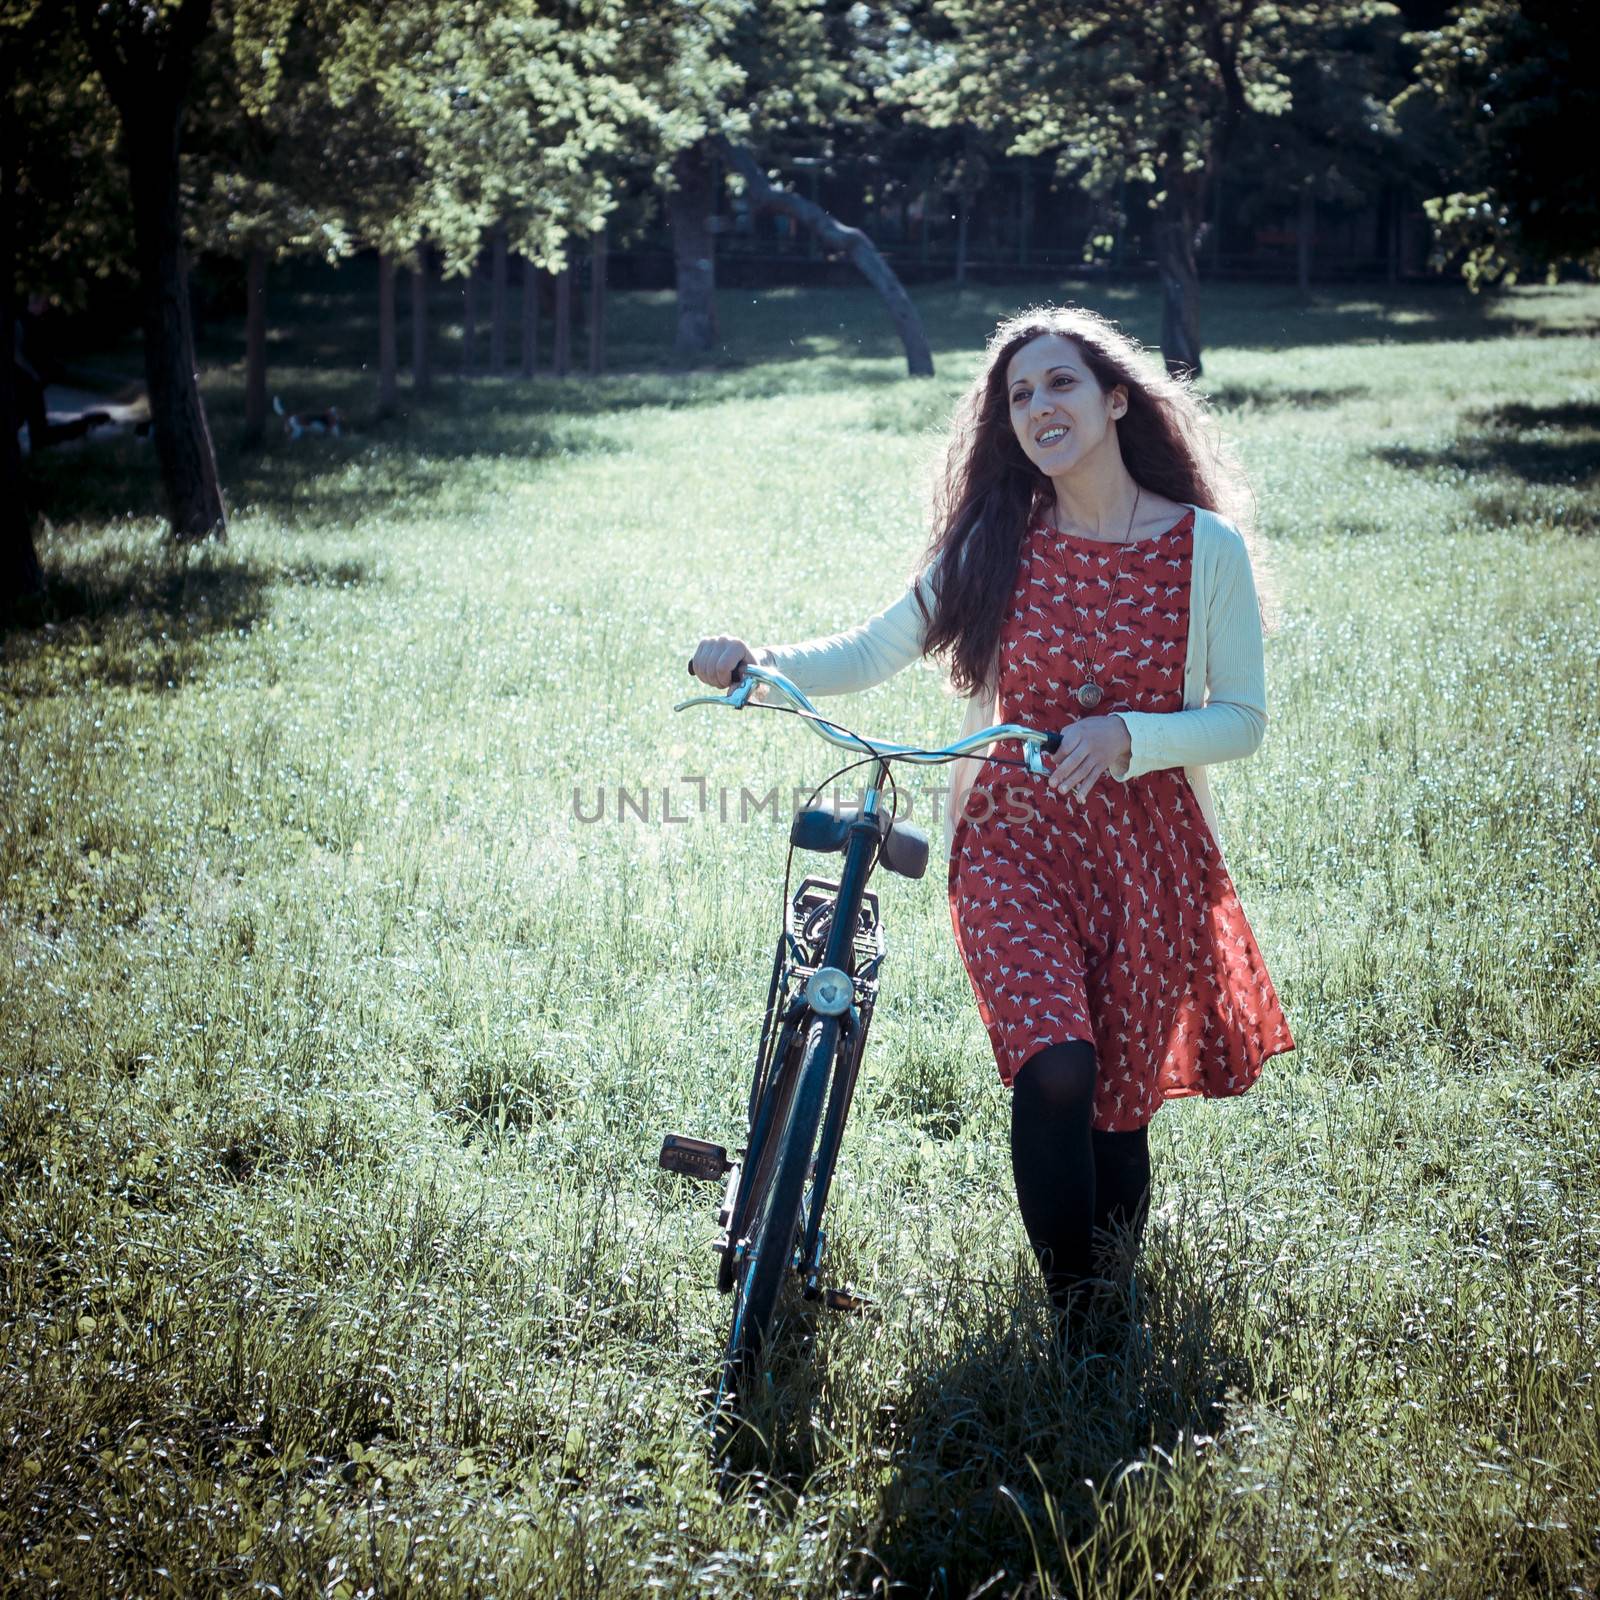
1077, 681, 1103, 709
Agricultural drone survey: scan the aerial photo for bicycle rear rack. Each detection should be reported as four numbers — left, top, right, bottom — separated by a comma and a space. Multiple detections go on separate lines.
786, 876, 886, 994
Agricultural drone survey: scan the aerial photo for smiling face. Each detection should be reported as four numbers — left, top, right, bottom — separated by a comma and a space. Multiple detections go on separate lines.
1005, 332, 1128, 481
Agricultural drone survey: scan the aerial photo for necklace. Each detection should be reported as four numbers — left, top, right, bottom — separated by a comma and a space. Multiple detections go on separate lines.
1049, 484, 1141, 710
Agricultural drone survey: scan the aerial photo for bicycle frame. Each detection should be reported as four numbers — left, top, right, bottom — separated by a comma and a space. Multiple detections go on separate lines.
791, 756, 890, 1295
718, 868, 882, 1300
667, 662, 1062, 1375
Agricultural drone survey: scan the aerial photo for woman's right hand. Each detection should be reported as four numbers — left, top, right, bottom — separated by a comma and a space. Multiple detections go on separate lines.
688, 635, 760, 688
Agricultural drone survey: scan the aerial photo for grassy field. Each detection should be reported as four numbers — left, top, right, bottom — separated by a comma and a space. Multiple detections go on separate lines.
3, 267, 1598, 1597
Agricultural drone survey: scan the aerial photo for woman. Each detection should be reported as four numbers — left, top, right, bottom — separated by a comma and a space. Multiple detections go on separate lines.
689, 305, 1296, 1346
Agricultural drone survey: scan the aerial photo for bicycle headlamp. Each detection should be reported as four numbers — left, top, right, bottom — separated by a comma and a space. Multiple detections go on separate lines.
805, 966, 854, 1016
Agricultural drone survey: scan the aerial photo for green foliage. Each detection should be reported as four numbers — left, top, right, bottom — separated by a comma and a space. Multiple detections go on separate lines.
317, 0, 640, 270
599, 0, 879, 239
184, 0, 354, 265
1223, 6, 1413, 216
893, 0, 1403, 254
3, 1, 135, 304
1397, 0, 1600, 290
19, 0, 693, 292
276, 0, 881, 273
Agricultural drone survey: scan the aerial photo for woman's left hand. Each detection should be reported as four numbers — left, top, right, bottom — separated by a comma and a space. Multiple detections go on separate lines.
1044, 715, 1132, 802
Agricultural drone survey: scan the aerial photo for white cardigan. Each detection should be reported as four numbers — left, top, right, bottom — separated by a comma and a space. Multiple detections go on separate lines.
756, 504, 1268, 867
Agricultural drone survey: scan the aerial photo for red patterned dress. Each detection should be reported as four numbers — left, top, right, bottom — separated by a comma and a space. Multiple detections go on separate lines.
947, 508, 1295, 1132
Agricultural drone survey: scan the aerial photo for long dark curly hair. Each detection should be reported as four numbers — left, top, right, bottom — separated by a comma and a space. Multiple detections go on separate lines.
914, 304, 1283, 696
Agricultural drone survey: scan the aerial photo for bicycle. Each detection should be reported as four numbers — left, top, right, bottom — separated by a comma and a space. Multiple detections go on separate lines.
659, 660, 1062, 1456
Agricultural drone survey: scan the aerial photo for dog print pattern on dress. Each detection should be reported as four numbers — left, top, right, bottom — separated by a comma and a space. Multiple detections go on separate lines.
947, 508, 1296, 1132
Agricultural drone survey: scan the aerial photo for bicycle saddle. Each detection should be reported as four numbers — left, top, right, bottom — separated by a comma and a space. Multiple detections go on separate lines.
790, 806, 929, 881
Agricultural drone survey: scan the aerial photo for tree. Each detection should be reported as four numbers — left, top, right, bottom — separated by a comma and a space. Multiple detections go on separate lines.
600, 0, 740, 361
898, 0, 1399, 377
668, 140, 720, 359
72, 0, 227, 540
1, 11, 42, 605
622, 0, 935, 376
1223, 7, 1413, 292
717, 138, 932, 375
3, 0, 124, 601
1396, 0, 1599, 288
317, 0, 633, 409
4, 1, 133, 311
186, 0, 354, 444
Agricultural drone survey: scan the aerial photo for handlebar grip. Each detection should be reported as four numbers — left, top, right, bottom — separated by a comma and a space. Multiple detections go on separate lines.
1042, 731, 1063, 754
685, 657, 746, 685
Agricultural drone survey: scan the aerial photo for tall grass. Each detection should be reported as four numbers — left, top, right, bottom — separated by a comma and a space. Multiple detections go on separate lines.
2, 271, 1597, 1597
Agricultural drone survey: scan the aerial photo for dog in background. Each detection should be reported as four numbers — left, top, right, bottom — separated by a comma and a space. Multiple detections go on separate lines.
273, 395, 344, 439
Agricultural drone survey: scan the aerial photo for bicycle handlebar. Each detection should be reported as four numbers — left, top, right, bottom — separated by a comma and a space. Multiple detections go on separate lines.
677, 659, 1063, 776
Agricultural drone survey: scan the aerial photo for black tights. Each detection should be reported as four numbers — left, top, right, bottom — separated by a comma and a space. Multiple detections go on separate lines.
1010, 1039, 1152, 1334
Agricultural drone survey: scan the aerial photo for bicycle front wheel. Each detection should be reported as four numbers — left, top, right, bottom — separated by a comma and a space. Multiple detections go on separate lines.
715, 1013, 837, 1418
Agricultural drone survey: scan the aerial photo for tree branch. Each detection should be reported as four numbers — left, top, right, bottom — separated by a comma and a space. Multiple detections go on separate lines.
164, 0, 215, 98
713, 136, 933, 377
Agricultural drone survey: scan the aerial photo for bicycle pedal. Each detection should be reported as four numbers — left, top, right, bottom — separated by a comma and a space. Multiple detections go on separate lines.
822, 1286, 874, 1316
658, 1134, 731, 1182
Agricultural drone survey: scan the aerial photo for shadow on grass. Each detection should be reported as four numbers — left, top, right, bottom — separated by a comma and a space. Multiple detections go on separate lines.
24, 340, 930, 530
1378, 439, 1600, 486
1203, 382, 1368, 412
1, 542, 373, 696
1471, 490, 1600, 534
36, 268, 1599, 535
1375, 399, 1600, 490
1472, 400, 1600, 432
1197, 285, 1599, 352
228, 259, 1600, 404
20, 377, 628, 532
859, 1291, 1249, 1593
710, 1255, 1254, 1594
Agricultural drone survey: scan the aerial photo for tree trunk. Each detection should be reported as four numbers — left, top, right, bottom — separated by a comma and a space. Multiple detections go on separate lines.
376, 249, 398, 418
588, 227, 607, 375
670, 140, 718, 360
125, 117, 227, 537
1153, 182, 1204, 379
2, 3, 56, 601
0, 340, 42, 605
955, 190, 969, 285
242, 244, 268, 446
77, 0, 224, 540
1208, 174, 1225, 273
552, 266, 572, 377
1297, 189, 1314, 295
411, 243, 430, 395
716, 137, 935, 378
461, 260, 477, 374
1018, 156, 1032, 268
520, 254, 538, 378
1386, 187, 1402, 286
489, 225, 508, 373
0, 150, 43, 605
